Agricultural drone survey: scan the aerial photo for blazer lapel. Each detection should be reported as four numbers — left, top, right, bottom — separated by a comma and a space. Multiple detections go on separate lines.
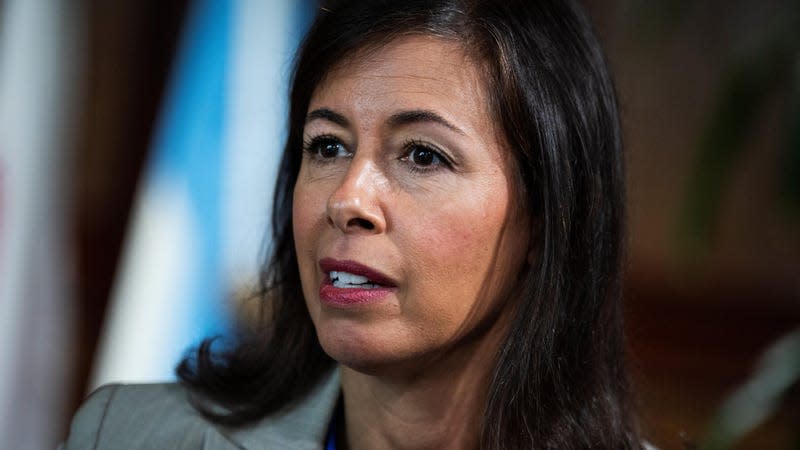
222, 368, 341, 450
201, 427, 245, 450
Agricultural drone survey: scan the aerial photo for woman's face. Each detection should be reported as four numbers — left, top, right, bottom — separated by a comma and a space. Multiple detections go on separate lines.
293, 36, 530, 373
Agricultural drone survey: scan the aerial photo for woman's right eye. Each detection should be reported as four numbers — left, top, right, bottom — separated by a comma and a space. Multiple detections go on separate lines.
303, 135, 351, 161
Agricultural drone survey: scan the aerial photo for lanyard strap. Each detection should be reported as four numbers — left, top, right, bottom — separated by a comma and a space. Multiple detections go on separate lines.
324, 397, 343, 450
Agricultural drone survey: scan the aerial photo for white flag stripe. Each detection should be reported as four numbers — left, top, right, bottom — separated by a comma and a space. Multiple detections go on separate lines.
90, 180, 199, 386
222, 0, 296, 288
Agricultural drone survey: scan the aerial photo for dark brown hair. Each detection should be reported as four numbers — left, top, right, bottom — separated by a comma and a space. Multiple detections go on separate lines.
179, 1, 641, 448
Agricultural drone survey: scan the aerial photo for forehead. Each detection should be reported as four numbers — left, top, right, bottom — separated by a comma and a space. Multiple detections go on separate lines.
308, 36, 495, 136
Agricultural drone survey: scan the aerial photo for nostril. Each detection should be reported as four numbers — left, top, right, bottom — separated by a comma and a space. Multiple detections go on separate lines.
347, 218, 375, 230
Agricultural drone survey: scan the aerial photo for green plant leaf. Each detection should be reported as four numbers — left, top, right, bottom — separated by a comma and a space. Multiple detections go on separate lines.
699, 329, 800, 450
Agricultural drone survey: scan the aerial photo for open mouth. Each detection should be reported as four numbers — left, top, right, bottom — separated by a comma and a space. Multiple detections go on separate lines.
318, 258, 396, 305
319, 258, 397, 289
329, 271, 384, 289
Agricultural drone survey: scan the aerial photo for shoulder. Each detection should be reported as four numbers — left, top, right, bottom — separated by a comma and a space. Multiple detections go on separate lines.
61, 368, 341, 450
61, 383, 237, 449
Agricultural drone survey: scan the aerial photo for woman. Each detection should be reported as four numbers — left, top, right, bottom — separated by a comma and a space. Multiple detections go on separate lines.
64, 0, 642, 448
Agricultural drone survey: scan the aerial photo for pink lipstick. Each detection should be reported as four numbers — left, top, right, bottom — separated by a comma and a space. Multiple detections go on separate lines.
318, 258, 397, 306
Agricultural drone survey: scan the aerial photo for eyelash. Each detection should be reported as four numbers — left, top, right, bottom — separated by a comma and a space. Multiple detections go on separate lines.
400, 139, 453, 174
302, 134, 350, 164
302, 134, 454, 174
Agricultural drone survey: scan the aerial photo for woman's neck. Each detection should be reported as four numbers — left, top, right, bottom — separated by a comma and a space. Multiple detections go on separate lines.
337, 316, 509, 450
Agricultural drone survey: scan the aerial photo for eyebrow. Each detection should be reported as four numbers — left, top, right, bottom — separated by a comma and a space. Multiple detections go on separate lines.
305, 108, 466, 135
387, 109, 466, 135
306, 108, 349, 127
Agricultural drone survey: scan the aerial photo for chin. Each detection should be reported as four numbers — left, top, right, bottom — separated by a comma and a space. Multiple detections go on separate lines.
315, 322, 419, 375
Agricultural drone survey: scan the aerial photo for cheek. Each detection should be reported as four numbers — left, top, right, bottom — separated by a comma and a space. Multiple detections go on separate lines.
292, 190, 311, 256
292, 175, 330, 245
292, 182, 327, 291
429, 179, 508, 262
401, 190, 511, 324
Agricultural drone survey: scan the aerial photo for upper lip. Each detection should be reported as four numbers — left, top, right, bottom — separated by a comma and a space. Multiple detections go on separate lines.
319, 258, 398, 287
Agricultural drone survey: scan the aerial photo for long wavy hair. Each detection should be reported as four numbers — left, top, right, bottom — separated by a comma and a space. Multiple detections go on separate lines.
178, 0, 641, 448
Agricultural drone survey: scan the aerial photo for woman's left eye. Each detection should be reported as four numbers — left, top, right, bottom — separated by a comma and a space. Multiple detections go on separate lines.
303, 135, 351, 161
401, 141, 451, 172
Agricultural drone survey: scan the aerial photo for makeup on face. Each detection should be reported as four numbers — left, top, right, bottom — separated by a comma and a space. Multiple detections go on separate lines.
292, 35, 529, 372
318, 258, 398, 307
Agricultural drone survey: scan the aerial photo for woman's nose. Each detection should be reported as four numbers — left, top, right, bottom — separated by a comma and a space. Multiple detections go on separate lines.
326, 158, 387, 234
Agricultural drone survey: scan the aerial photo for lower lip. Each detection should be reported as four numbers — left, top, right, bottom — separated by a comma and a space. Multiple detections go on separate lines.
319, 276, 395, 307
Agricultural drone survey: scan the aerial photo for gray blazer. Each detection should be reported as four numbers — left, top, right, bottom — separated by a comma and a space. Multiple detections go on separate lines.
61, 369, 341, 450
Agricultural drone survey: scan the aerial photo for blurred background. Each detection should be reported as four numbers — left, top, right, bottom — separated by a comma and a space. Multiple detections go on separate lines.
0, 0, 797, 449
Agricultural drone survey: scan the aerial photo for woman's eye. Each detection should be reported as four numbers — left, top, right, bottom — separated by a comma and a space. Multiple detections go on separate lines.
408, 146, 439, 166
402, 142, 449, 172
304, 136, 350, 160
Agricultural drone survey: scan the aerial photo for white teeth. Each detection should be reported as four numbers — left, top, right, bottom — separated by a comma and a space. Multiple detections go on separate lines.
330, 271, 378, 288
331, 271, 369, 284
